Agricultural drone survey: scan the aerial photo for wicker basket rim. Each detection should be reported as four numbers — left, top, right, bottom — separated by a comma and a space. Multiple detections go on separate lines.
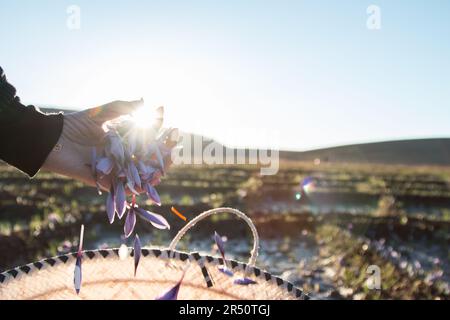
0, 247, 309, 300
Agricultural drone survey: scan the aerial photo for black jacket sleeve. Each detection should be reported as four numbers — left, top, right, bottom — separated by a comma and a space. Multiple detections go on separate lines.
0, 67, 64, 177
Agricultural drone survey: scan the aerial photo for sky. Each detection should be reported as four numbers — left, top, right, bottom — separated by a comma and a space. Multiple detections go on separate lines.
1, 0, 449, 151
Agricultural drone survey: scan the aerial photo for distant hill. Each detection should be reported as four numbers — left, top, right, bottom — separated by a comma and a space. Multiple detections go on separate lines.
172, 136, 450, 167
38, 107, 450, 166
278, 139, 450, 166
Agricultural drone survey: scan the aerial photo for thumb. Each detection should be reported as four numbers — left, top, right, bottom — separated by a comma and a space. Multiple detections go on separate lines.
85, 99, 144, 123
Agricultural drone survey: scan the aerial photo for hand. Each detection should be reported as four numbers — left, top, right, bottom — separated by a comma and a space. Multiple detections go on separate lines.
42, 99, 144, 190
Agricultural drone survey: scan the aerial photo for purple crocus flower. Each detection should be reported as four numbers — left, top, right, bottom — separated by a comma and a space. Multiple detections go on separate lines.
124, 207, 136, 238
214, 232, 234, 277
106, 186, 116, 224
218, 265, 234, 277
214, 231, 226, 260
96, 157, 114, 175
234, 277, 257, 286
74, 224, 84, 294
128, 161, 142, 189
91, 109, 179, 243
74, 256, 82, 294
147, 144, 165, 174
155, 269, 186, 300
135, 207, 170, 230
105, 131, 125, 166
144, 183, 161, 206
127, 130, 139, 156
134, 234, 141, 276
124, 168, 140, 195
115, 181, 127, 219
137, 160, 152, 180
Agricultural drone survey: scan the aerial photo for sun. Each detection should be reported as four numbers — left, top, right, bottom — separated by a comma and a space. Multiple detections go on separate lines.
131, 105, 164, 129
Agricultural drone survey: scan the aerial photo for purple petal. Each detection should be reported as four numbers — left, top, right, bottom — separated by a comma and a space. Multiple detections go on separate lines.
136, 208, 170, 230
125, 168, 140, 195
137, 160, 148, 174
106, 131, 125, 166
156, 282, 181, 300
218, 265, 234, 277
156, 270, 185, 300
74, 224, 84, 294
134, 234, 141, 276
128, 130, 138, 155
144, 183, 161, 206
124, 208, 136, 238
137, 162, 154, 181
126, 181, 140, 195
128, 162, 142, 189
117, 169, 126, 179
147, 144, 165, 173
106, 188, 116, 224
115, 182, 127, 219
74, 256, 82, 294
96, 157, 114, 175
214, 231, 226, 259
234, 277, 257, 285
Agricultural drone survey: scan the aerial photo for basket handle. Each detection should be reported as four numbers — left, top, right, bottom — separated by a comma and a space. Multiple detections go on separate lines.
168, 207, 260, 271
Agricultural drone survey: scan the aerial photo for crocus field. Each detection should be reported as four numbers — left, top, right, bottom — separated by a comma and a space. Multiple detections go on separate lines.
0, 161, 449, 300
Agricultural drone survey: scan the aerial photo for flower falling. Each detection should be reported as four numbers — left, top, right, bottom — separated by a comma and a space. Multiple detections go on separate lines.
155, 266, 188, 300
214, 231, 234, 277
73, 224, 84, 294
133, 234, 141, 276
90, 106, 178, 239
213, 231, 258, 285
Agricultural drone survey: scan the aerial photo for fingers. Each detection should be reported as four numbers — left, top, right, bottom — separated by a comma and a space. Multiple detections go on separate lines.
85, 99, 144, 124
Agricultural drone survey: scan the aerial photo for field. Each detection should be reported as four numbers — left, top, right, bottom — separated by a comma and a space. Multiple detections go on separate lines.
0, 160, 449, 299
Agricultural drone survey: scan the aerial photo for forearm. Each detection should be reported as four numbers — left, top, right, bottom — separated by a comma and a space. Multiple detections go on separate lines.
0, 67, 64, 177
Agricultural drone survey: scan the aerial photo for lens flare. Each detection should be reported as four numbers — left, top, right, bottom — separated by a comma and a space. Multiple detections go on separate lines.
301, 177, 315, 195
131, 106, 163, 128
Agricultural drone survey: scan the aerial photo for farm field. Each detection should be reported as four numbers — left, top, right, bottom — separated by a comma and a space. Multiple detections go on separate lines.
0, 161, 449, 299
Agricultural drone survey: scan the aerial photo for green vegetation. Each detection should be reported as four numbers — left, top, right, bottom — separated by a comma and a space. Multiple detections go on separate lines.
0, 160, 449, 299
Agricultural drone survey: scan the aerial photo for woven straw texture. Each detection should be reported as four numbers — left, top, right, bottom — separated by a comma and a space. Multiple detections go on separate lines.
0, 248, 308, 300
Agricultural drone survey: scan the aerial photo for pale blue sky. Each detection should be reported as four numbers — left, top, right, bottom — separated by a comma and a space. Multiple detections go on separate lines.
1, 0, 449, 150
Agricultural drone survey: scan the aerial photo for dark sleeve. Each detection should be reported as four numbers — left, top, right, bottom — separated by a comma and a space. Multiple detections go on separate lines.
0, 67, 64, 177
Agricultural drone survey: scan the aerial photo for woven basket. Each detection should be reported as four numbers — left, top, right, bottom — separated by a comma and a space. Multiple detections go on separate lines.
0, 208, 309, 300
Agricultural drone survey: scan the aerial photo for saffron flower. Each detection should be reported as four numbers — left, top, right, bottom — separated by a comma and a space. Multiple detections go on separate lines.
156, 267, 188, 300
214, 231, 234, 277
133, 234, 142, 276
234, 277, 257, 285
74, 224, 84, 294
90, 107, 177, 237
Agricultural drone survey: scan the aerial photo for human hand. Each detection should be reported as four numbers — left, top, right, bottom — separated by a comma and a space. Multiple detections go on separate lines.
42, 99, 144, 190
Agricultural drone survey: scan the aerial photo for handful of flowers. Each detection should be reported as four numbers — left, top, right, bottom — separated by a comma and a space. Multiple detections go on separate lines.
91, 106, 178, 237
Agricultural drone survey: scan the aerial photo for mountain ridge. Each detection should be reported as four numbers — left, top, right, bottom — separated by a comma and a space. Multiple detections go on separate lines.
39, 107, 450, 166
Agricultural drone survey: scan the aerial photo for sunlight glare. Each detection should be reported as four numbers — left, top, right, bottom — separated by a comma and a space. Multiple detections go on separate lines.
131, 106, 162, 128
